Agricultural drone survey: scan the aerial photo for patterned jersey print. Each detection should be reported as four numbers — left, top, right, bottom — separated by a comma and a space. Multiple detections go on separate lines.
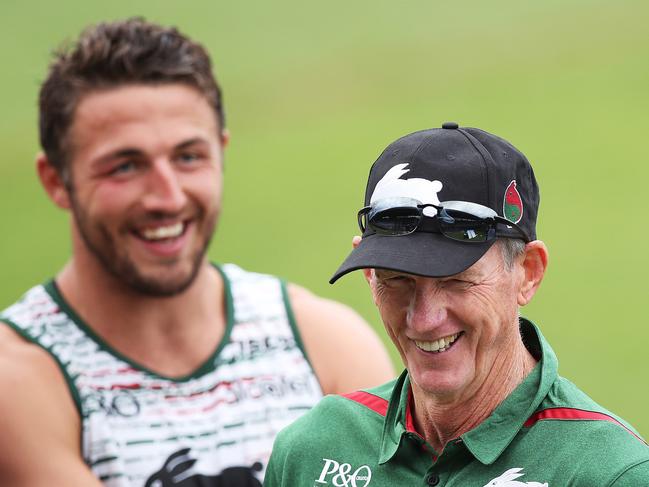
1, 264, 323, 486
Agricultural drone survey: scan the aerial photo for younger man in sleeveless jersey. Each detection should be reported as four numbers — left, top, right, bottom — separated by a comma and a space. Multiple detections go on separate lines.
0, 18, 394, 486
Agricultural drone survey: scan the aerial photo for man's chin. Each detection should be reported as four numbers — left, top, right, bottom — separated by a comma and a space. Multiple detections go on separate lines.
112, 260, 207, 297
127, 275, 197, 297
410, 369, 469, 399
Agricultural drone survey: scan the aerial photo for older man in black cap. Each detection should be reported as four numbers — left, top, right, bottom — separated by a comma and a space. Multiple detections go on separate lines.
264, 123, 649, 487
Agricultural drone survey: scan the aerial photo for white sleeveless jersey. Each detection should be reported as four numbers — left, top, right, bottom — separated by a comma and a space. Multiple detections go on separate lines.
0, 264, 324, 486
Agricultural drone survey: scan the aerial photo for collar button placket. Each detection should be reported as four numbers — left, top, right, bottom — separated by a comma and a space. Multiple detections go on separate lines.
425, 472, 440, 486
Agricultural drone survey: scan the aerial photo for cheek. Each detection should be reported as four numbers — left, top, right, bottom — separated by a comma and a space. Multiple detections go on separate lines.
81, 181, 141, 216
377, 310, 408, 365
370, 279, 417, 343
374, 292, 410, 344
187, 169, 222, 209
471, 278, 518, 316
468, 284, 521, 349
492, 280, 521, 321
377, 305, 400, 342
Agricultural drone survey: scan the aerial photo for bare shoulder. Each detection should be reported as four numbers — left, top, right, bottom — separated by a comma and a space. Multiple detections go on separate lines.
0, 323, 101, 485
287, 284, 395, 395
0, 324, 72, 403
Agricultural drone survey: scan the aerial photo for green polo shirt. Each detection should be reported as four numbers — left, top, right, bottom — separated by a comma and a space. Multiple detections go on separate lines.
264, 319, 648, 486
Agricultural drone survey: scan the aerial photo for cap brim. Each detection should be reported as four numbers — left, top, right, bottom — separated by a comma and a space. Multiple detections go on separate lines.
330, 232, 496, 283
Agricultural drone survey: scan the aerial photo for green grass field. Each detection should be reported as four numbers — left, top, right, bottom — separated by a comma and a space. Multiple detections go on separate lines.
1, 0, 647, 437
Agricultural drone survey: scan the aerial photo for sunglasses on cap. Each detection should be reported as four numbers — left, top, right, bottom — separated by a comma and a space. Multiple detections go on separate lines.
357, 197, 530, 243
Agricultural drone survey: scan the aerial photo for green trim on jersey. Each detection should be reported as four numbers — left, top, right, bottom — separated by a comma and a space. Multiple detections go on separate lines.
43, 263, 235, 382
279, 279, 312, 366
0, 316, 84, 417
265, 319, 649, 487
279, 278, 327, 394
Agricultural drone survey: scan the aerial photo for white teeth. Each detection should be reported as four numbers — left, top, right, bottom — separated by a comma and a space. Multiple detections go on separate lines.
141, 222, 184, 240
414, 333, 460, 353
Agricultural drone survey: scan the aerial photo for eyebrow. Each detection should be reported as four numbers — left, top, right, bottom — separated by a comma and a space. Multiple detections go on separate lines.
109, 148, 142, 159
90, 148, 143, 170
444, 269, 477, 280
92, 138, 210, 167
375, 269, 408, 280
174, 137, 208, 150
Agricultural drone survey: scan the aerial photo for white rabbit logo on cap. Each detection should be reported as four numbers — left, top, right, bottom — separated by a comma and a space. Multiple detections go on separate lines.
370, 163, 443, 217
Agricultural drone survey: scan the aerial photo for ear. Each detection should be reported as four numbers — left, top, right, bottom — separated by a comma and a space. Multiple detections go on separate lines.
220, 128, 230, 148
352, 236, 374, 284
517, 240, 548, 306
36, 153, 71, 210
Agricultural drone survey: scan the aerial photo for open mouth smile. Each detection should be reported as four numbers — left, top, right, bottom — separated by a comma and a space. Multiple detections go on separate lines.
414, 332, 463, 354
137, 221, 187, 241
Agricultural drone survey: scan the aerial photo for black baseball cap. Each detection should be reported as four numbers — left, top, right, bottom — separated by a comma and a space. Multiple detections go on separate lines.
330, 122, 539, 283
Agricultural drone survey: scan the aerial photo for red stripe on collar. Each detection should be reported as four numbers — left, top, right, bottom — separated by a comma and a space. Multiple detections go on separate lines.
525, 407, 646, 444
342, 391, 389, 416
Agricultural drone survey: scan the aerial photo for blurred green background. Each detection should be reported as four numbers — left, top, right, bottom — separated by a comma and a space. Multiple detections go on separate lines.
1, 1, 647, 436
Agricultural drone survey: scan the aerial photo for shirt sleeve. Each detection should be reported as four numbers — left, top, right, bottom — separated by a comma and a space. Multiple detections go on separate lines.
608, 459, 649, 486
263, 458, 279, 486
263, 453, 281, 486
263, 433, 290, 487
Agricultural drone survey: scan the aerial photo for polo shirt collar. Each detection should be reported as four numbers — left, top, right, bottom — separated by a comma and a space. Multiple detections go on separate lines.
379, 319, 558, 465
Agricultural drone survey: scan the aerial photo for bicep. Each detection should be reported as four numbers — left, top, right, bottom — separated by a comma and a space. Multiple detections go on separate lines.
0, 452, 103, 487
0, 326, 102, 486
289, 286, 395, 394
319, 309, 396, 393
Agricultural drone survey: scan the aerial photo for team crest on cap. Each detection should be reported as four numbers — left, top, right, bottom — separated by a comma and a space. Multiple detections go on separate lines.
503, 180, 523, 224
371, 163, 443, 217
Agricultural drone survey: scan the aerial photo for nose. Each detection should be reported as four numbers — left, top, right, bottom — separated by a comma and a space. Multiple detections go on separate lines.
407, 278, 449, 333
141, 160, 188, 214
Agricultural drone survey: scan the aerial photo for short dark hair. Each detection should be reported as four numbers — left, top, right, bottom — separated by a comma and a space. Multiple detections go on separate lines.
39, 17, 225, 179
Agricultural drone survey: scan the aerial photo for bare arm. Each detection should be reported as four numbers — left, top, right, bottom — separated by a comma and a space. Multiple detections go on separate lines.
288, 284, 395, 394
0, 325, 103, 487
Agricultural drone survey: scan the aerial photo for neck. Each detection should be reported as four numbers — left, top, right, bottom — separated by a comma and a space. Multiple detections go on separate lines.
411, 337, 537, 453
56, 254, 225, 377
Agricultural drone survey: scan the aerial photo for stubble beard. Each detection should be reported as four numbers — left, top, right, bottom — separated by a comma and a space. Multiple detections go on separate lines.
70, 199, 217, 297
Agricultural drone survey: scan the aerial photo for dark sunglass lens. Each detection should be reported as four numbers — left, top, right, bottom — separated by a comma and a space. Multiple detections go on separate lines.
440, 217, 490, 242
370, 208, 420, 235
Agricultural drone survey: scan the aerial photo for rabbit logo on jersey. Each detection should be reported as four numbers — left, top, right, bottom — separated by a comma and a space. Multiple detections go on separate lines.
483, 467, 548, 487
315, 458, 372, 487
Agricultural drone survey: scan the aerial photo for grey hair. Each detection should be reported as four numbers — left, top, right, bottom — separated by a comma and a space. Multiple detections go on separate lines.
499, 238, 527, 270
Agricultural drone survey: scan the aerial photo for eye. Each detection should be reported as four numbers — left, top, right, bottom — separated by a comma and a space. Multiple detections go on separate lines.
376, 272, 413, 288
109, 160, 137, 175
386, 275, 408, 282
176, 151, 205, 165
179, 152, 198, 162
441, 278, 473, 289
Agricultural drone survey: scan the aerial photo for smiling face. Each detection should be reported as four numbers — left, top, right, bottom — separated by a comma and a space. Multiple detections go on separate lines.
367, 244, 527, 402
60, 84, 226, 296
